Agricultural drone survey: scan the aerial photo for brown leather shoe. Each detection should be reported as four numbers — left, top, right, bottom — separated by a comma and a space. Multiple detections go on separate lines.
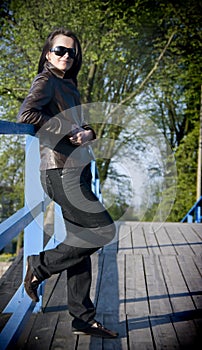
72, 321, 118, 338
24, 256, 39, 302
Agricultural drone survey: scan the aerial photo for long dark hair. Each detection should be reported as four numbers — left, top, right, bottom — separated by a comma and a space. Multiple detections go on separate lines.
38, 28, 82, 85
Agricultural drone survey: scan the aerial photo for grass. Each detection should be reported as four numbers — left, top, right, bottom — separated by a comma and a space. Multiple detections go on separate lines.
0, 253, 16, 262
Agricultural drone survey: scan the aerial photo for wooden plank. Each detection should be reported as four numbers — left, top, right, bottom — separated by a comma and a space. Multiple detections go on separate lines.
0, 314, 11, 333
20, 312, 59, 349
103, 221, 119, 253
177, 255, 202, 309
125, 255, 150, 317
142, 223, 161, 255
193, 317, 202, 346
131, 224, 149, 255
171, 314, 200, 349
43, 270, 68, 313
118, 223, 133, 254
191, 223, 202, 239
90, 252, 104, 307
127, 315, 154, 349
103, 239, 118, 253
178, 224, 202, 255
0, 252, 23, 312
164, 223, 195, 255
152, 223, 177, 255
159, 255, 195, 312
96, 254, 120, 314
192, 255, 202, 275
16, 314, 37, 349
143, 255, 173, 315
42, 274, 60, 310
117, 254, 125, 317
50, 312, 77, 350
149, 314, 179, 349
103, 313, 127, 350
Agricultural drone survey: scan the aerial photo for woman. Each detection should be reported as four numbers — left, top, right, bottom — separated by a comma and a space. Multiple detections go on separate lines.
17, 28, 117, 338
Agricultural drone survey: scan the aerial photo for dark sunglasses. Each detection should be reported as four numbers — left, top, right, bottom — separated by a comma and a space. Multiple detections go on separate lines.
50, 46, 76, 59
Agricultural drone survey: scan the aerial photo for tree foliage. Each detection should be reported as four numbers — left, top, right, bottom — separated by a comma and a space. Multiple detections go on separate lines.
0, 135, 24, 221
0, 0, 201, 223
167, 123, 199, 221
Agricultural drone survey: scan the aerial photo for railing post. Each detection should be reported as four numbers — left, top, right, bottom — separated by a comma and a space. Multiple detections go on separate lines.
91, 160, 102, 201
187, 214, 193, 223
196, 206, 201, 223
23, 135, 45, 312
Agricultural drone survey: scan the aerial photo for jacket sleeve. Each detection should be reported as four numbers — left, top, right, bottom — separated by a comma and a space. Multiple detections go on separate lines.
17, 74, 71, 136
17, 74, 53, 128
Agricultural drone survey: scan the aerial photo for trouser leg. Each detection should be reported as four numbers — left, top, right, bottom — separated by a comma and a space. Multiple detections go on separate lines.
30, 243, 98, 281
67, 256, 96, 323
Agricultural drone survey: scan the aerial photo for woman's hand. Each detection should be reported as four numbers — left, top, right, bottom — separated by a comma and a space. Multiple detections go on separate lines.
69, 128, 93, 146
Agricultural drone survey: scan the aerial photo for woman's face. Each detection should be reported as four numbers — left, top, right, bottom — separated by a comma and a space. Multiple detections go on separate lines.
46, 34, 75, 72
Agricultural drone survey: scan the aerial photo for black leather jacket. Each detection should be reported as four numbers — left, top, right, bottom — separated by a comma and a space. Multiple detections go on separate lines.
17, 62, 95, 170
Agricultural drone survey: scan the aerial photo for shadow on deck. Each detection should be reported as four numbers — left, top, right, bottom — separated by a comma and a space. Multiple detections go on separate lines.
0, 221, 202, 349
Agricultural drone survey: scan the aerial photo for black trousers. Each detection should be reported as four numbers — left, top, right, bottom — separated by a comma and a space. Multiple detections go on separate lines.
30, 165, 115, 324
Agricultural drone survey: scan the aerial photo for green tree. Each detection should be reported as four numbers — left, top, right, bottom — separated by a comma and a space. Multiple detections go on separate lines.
0, 0, 201, 224
167, 124, 199, 221
0, 135, 24, 221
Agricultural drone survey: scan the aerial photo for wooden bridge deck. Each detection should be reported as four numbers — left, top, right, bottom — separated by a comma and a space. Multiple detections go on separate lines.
0, 221, 202, 349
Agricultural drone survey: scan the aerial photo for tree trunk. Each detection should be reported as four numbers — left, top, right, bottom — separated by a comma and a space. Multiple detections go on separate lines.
16, 231, 23, 256
84, 63, 97, 103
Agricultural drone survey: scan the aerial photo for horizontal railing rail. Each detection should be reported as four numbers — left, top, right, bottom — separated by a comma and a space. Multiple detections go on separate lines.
181, 196, 202, 223
0, 120, 36, 135
0, 201, 45, 251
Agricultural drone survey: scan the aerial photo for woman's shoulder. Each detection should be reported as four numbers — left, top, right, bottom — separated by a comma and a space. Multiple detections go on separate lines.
35, 67, 53, 80
32, 68, 54, 87
28, 70, 55, 97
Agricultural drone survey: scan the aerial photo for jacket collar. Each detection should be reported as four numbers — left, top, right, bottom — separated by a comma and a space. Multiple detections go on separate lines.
44, 61, 66, 79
